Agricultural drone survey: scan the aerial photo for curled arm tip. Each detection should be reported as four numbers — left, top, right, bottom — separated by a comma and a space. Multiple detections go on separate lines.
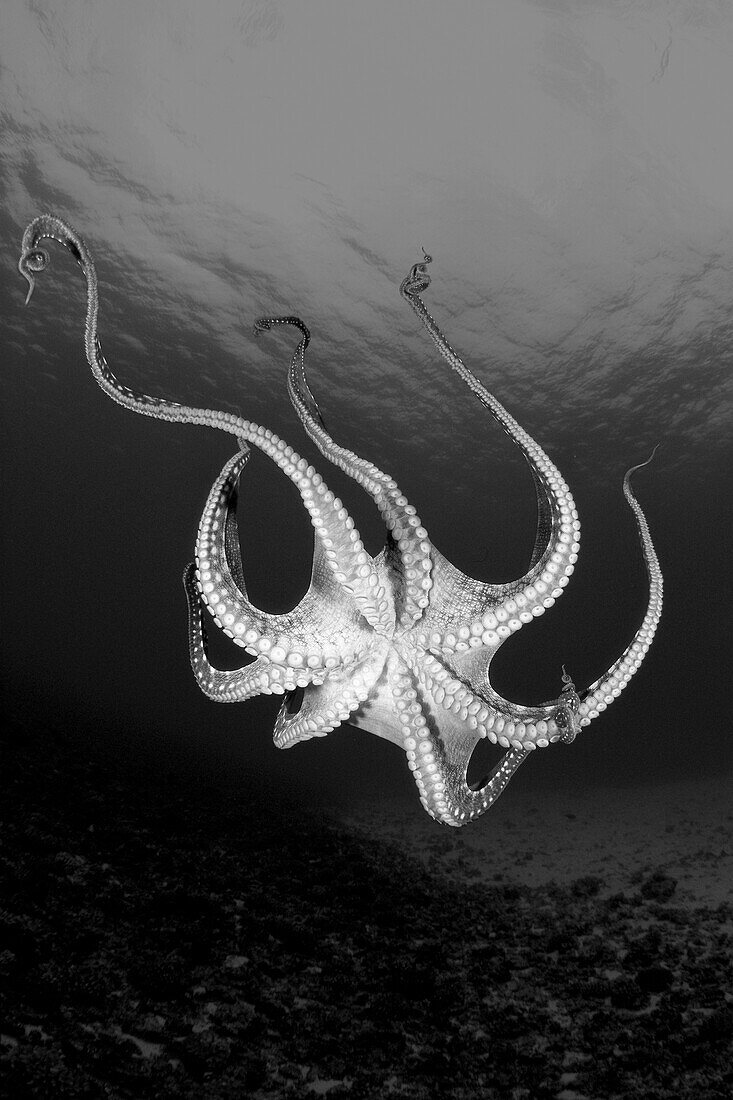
19, 245, 51, 306
400, 247, 433, 298
253, 315, 310, 347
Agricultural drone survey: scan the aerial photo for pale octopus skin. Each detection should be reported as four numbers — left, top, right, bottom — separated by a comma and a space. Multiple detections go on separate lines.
19, 216, 663, 827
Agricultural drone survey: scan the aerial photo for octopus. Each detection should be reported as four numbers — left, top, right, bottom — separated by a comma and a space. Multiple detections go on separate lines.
19, 216, 663, 826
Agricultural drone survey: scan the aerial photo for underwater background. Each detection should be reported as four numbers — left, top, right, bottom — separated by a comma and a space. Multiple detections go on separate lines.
2, 2, 732, 1097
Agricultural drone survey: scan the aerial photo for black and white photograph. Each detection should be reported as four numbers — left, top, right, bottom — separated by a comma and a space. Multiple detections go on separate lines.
2, 2, 732, 1097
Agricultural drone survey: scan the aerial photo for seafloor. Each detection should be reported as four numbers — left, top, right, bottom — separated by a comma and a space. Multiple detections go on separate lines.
1, 720, 732, 1100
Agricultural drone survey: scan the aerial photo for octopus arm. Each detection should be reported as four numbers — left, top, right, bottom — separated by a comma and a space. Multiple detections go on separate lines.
18, 216, 392, 636
424, 646, 578, 748
183, 564, 288, 701
390, 656, 532, 825
272, 642, 390, 749
193, 449, 387, 685
253, 316, 433, 630
400, 252, 580, 599
578, 453, 663, 726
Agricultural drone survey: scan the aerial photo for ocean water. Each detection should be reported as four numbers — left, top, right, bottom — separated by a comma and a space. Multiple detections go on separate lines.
2, 4, 732, 1094
3, 3, 731, 802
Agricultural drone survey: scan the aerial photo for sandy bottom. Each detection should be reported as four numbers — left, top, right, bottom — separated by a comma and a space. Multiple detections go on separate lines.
337, 773, 733, 908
